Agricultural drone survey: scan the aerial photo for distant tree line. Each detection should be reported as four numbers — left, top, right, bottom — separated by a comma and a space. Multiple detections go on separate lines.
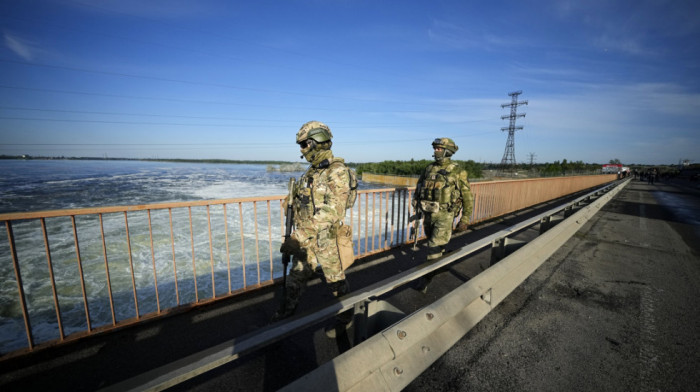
354, 159, 608, 179
354, 159, 483, 178
493, 159, 604, 177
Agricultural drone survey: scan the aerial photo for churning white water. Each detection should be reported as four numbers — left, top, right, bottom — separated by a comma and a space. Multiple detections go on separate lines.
0, 160, 307, 353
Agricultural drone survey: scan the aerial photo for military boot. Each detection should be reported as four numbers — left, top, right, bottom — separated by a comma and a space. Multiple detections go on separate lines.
271, 283, 302, 322
415, 246, 444, 294
325, 280, 354, 338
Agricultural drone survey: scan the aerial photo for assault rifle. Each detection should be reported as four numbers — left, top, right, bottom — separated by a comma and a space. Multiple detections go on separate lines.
408, 208, 423, 251
282, 177, 296, 296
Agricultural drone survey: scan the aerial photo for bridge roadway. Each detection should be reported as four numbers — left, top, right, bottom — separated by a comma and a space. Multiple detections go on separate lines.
1, 178, 698, 391
406, 178, 700, 392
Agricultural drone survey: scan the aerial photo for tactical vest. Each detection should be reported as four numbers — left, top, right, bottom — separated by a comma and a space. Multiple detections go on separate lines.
293, 158, 353, 222
419, 162, 461, 211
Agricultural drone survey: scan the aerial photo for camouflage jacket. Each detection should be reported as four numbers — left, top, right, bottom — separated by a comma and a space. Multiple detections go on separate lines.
291, 151, 350, 247
414, 158, 473, 223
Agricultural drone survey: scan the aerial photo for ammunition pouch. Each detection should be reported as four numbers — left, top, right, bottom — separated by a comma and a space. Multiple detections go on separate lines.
420, 200, 440, 213
294, 186, 314, 219
335, 224, 355, 270
297, 187, 311, 205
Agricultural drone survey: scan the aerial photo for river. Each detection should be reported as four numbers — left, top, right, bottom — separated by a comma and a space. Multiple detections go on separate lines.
0, 159, 297, 214
0, 159, 314, 354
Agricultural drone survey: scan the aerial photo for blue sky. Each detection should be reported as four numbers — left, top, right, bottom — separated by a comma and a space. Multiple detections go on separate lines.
1, 0, 699, 165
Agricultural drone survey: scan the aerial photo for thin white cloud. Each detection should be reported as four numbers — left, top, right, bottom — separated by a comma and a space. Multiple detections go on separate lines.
426, 18, 529, 53
4, 32, 36, 61
427, 19, 482, 50
545, 0, 700, 57
66, 0, 223, 20
593, 34, 651, 57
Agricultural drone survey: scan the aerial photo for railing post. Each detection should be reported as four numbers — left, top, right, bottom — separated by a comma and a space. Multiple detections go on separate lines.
98, 214, 116, 326
6, 220, 34, 350
124, 211, 140, 317
71, 215, 92, 332
147, 210, 161, 313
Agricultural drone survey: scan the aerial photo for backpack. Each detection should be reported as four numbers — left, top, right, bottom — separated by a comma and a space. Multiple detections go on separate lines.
346, 166, 358, 209
329, 160, 358, 209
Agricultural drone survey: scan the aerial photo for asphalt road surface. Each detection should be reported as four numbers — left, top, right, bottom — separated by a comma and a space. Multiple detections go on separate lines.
406, 178, 700, 391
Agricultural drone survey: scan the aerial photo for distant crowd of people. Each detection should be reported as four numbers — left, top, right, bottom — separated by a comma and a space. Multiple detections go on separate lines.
632, 168, 660, 184
631, 168, 684, 184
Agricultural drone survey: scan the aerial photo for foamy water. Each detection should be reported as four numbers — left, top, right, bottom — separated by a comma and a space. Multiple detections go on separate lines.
0, 160, 300, 353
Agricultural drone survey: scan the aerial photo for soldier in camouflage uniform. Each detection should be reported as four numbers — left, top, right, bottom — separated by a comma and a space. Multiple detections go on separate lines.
412, 138, 473, 292
273, 121, 353, 337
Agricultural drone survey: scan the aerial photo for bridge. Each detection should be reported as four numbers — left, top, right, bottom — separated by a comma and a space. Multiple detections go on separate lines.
1, 175, 698, 391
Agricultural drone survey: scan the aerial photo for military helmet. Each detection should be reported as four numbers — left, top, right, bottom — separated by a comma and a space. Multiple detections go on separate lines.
296, 121, 333, 144
432, 137, 458, 154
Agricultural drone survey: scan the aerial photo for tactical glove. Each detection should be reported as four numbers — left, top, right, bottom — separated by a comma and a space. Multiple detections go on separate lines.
280, 238, 306, 259
454, 221, 469, 233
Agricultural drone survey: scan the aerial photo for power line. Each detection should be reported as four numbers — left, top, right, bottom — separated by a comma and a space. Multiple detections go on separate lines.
0, 13, 405, 89
0, 58, 362, 102
62, 0, 425, 86
2, 58, 471, 110
0, 106, 290, 122
0, 115, 493, 130
0, 84, 484, 115
0, 101, 496, 131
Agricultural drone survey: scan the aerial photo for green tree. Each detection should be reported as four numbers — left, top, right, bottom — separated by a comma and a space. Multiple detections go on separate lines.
355, 159, 483, 178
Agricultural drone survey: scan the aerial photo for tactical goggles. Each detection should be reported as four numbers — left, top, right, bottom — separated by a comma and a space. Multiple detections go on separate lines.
298, 139, 314, 149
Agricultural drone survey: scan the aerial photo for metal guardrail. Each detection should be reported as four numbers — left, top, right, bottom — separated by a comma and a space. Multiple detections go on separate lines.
98, 178, 628, 392
0, 174, 617, 357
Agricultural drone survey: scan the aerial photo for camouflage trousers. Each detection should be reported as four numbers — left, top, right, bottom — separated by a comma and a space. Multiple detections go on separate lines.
277, 232, 347, 317
423, 209, 456, 261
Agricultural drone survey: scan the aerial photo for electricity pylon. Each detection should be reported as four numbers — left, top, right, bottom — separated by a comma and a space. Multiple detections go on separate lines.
499, 91, 527, 176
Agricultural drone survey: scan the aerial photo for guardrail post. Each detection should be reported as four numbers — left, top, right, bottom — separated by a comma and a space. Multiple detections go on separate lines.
491, 237, 527, 265
491, 237, 506, 265
353, 300, 371, 344
564, 205, 574, 218
540, 214, 565, 234
353, 299, 406, 346
539, 216, 552, 234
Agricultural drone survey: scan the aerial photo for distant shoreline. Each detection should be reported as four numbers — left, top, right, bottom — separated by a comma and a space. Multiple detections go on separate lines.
0, 155, 295, 165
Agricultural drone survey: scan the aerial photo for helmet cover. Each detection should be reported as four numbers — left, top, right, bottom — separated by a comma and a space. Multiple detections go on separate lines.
296, 121, 333, 144
431, 137, 458, 154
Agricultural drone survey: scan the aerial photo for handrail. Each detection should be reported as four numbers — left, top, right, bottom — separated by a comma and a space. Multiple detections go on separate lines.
0, 174, 617, 357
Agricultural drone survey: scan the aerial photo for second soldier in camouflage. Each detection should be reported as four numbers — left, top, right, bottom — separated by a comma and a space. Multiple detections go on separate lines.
412, 137, 474, 291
